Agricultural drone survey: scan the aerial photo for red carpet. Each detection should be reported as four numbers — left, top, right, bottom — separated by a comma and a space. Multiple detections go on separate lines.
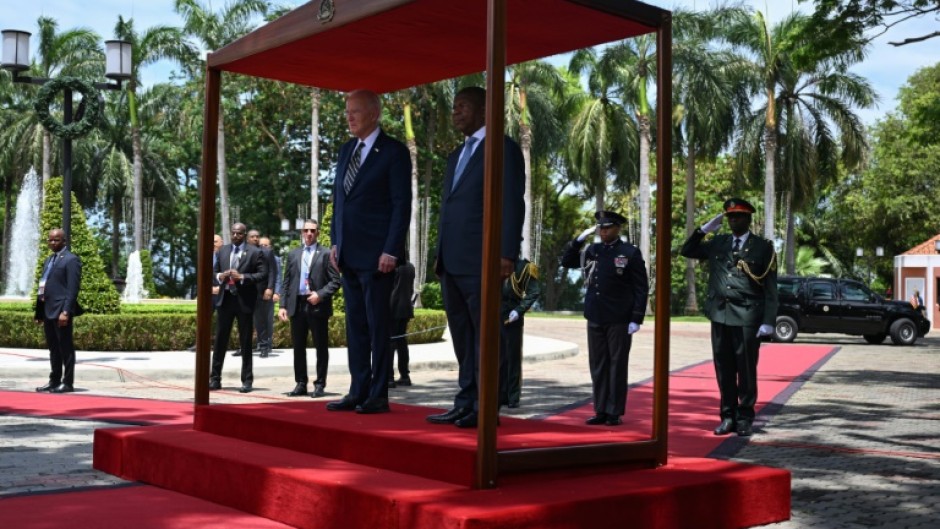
543, 343, 838, 457
0, 391, 193, 425
3, 343, 834, 529
0, 485, 297, 528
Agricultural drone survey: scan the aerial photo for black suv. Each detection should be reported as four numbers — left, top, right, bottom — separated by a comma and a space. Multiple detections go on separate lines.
774, 276, 930, 345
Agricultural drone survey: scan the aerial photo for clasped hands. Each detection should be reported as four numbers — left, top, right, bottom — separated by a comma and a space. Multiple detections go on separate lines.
219, 268, 242, 283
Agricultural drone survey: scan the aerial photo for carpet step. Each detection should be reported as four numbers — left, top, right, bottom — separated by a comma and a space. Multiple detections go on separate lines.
192, 400, 642, 486
93, 423, 791, 529
94, 425, 463, 529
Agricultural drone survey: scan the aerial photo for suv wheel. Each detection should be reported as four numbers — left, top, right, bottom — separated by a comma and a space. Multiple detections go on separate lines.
889, 318, 918, 345
863, 333, 887, 344
774, 316, 798, 343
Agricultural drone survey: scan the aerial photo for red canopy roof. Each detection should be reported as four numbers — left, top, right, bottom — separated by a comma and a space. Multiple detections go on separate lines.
208, 0, 666, 93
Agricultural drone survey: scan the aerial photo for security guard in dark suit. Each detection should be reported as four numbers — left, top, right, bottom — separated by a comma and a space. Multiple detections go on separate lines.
561, 210, 649, 426
680, 198, 778, 437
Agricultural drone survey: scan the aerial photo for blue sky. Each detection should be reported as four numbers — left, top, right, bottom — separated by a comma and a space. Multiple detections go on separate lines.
4, 0, 937, 125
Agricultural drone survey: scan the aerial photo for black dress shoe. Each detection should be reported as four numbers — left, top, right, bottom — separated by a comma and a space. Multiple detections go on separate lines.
585, 414, 609, 425
396, 376, 412, 387
238, 385, 252, 394
286, 383, 307, 397
605, 416, 623, 426
713, 418, 736, 435
737, 421, 753, 437
232, 351, 242, 357
208, 380, 222, 390
50, 384, 74, 393
454, 411, 479, 428
326, 396, 360, 411
312, 383, 325, 397
426, 407, 472, 424
356, 398, 390, 414
507, 401, 520, 409
36, 382, 58, 392
387, 379, 397, 389
259, 349, 270, 358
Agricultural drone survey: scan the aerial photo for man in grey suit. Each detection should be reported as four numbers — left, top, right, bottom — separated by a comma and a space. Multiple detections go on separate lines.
329, 89, 411, 414
426, 86, 526, 428
279, 219, 341, 397
34, 228, 82, 394
209, 222, 268, 393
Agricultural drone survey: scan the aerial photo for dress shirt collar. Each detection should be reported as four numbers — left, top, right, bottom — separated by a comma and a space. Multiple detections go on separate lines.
356, 127, 381, 165
733, 232, 751, 247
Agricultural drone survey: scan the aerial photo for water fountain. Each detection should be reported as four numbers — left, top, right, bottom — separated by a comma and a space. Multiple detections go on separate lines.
122, 250, 147, 303
3, 168, 41, 297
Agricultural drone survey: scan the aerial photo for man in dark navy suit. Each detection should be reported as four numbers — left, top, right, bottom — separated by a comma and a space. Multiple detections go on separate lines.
209, 222, 268, 393
426, 86, 526, 428
34, 228, 82, 394
329, 89, 411, 414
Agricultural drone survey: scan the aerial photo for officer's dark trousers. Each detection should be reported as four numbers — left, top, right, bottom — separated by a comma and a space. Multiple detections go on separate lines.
499, 323, 523, 406
586, 321, 632, 416
710, 322, 760, 423
289, 299, 330, 386
389, 317, 410, 380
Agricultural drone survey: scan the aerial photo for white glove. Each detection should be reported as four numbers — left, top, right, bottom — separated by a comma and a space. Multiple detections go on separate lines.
507, 310, 520, 323
701, 213, 724, 234
756, 324, 774, 338
628, 322, 640, 334
577, 226, 597, 242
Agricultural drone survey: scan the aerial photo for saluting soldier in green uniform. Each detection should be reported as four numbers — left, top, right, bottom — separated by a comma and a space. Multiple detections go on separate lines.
680, 198, 778, 437
499, 258, 541, 408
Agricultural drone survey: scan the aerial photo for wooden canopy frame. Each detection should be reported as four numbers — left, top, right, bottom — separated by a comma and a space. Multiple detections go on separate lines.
194, 0, 672, 489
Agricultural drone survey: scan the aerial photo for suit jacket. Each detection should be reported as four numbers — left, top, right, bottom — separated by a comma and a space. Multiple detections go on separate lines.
280, 244, 341, 318
436, 134, 526, 276
561, 238, 648, 325
390, 261, 415, 320
35, 249, 83, 321
330, 130, 412, 271
680, 229, 779, 327
213, 243, 268, 314
257, 246, 278, 292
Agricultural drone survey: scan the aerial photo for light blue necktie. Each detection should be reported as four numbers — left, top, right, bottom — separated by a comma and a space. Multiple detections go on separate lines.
451, 136, 478, 191
40, 254, 57, 282
300, 246, 313, 295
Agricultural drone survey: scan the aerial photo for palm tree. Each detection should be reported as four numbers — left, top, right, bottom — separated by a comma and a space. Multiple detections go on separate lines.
726, 11, 804, 241
672, 8, 749, 313
566, 49, 637, 213
731, 12, 873, 272
504, 60, 564, 260
174, 0, 268, 242
113, 16, 195, 252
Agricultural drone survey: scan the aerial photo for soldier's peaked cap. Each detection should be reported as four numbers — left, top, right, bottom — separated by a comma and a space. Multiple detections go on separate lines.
723, 198, 756, 215
595, 210, 627, 227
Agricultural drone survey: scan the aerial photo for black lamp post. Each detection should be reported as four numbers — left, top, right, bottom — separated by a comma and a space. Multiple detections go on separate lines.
856, 246, 885, 287
2, 30, 131, 239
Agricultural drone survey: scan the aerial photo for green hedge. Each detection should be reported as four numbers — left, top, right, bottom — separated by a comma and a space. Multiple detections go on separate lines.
0, 309, 447, 351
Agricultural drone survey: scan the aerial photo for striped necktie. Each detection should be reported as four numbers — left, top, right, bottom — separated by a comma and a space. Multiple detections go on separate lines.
344, 142, 364, 194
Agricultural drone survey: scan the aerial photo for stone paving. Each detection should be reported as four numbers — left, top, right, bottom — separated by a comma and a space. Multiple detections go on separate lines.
1, 318, 938, 528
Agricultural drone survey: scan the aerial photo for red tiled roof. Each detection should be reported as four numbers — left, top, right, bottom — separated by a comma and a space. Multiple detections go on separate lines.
902, 234, 940, 255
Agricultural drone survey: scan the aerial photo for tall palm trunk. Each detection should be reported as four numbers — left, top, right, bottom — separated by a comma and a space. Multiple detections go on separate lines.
762, 86, 777, 240
127, 82, 145, 252
310, 88, 321, 221
684, 133, 698, 315
520, 122, 533, 260
594, 182, 604, 214
638, 114, 652, 314
218, 113, 231, 242
403, 102, 420, 274
111, 200, 122, 278
785, 182, 796, 275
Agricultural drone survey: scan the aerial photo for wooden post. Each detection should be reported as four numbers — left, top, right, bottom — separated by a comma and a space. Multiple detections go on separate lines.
476, 0, 507, 490
195, 67, 221, 406
652, 12, 673, 465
